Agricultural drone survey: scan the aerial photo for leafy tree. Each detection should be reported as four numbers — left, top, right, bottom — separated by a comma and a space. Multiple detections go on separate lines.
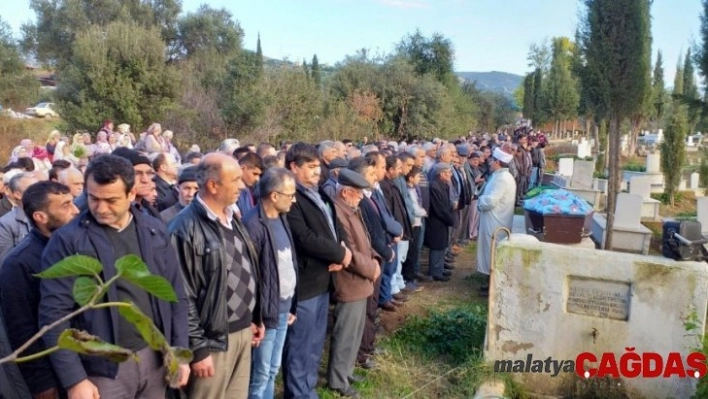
684, 49, 698, 99
221, 51, 266, 134
578, 0, 652, 250
0, 18, 40, 109
674, 57, 685, 95
55, 21, 179, 131
396, 29, 455, 86
311, 54, 322, 88
175, 5, 243, 60
544, 37, 580, 135
21, 0, 182, 66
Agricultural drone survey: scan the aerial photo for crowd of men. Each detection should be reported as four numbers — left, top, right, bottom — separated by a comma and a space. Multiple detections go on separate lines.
0, 123, 547, 399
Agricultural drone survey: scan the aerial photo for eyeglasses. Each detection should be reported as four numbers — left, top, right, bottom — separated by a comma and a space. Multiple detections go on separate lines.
276, 191, 296, 200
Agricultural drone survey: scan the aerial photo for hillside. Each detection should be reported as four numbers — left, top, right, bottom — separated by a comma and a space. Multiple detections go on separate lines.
455, 71, 523, 96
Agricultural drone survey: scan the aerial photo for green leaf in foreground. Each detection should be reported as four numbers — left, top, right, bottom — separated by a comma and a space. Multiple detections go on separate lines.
118, 303, 168, 351
72, 276, 100, 306
57, 329, 133, 363
116, 255, 177, 302
35, 255, 102, 279
164, 347, 193, 388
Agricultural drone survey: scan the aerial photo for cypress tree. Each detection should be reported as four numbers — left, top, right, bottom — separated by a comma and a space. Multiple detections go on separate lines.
256, 33, 264, 73
522, 73, 535, 121
579, 0, 652, 250
652, 50, 666, 121
311, 54, 322, 88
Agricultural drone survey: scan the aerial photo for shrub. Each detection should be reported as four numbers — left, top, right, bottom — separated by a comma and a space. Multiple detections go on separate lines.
391, 305, 487, 365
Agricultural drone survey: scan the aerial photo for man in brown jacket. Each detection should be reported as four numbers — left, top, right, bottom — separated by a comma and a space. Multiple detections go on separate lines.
328, 169, 382, 398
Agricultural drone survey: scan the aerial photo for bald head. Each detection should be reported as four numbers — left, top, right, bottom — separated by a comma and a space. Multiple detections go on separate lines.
196, 153, 244, 207
58, 168, 85, 198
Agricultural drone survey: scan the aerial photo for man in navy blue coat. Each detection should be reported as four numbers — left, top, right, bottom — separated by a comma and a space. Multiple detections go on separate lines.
39, 155, 190, 399
0, 181, 79, 399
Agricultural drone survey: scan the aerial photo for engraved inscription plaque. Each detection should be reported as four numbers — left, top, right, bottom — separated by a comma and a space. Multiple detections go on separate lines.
566, 277, 631, 321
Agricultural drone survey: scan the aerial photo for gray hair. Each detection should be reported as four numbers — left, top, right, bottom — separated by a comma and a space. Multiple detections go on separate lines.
9, 172, 34, 193
361, 144, 378, 155
195, 161, 224, 189
431, 162, 452, 177
218, 138, 241, 154
318, 140, 336, 157
436, 143, 455, 160
407, 144, 423, 156
422, 142, 436, 152
259, 167, 296, 197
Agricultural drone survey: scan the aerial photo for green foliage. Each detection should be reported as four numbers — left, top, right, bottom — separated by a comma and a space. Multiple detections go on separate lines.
19, 253, 191, 388
57, 329, 134, 363
36, 254, 102, 278
622, 162, 646, 172
661, 100, 688, 206
543, 37, 580, 126
116, 255, 178, 302
311, 54, 322, 88
651, 50, 666, 122
396, 29, 455, 86
522, 73, 534, 120
700, 157, 708, 188
391, 305, 487, 365
72, 276, 101, 306
651, 191, 683, 205
176, 5, 243, 60
0, 18, 41, 109
55, 21, 179, 131
22, 0, 182, 66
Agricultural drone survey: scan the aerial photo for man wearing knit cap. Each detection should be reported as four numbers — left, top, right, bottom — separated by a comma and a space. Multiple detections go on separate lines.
476, 147, 516, 297
112, 147, 161, 219
160, 166, 198, 223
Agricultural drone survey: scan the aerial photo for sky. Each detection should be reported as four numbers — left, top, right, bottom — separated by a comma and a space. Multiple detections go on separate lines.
3, 0, 704, 81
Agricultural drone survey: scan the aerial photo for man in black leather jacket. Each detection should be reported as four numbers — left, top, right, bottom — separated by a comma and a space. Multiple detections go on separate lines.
168, 153, 263, 398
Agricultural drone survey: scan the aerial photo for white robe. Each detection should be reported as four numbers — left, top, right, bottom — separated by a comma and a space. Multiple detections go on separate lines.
476, 168, 517, 275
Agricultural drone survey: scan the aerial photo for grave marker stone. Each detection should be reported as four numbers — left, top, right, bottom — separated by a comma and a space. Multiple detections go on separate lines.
570, 160, 594, 190
558, 158, 574, 177
614, 193, 642, 229
629, 176, 651, 200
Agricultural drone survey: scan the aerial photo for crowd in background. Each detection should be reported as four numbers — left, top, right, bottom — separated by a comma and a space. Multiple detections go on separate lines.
0, 121, 549, 399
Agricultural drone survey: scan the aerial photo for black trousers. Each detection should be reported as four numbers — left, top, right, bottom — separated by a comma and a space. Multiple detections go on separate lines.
402, 226, 421, 282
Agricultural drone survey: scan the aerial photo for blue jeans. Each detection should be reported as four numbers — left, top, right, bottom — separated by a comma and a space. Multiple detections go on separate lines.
378, 250, 398, 306
282, 293, 329, 399
249, 311, 289, 399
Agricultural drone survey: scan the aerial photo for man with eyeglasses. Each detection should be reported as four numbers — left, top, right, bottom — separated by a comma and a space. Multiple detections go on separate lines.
243, 167, 299, 399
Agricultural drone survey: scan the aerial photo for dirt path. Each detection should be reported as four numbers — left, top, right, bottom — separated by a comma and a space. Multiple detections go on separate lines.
379, 243, 487, 334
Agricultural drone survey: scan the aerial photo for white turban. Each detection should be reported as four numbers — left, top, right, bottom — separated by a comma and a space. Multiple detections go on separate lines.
493, 147, 513, 164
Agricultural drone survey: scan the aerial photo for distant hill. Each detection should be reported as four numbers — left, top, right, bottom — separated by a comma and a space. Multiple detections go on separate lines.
455, 71, 524, 96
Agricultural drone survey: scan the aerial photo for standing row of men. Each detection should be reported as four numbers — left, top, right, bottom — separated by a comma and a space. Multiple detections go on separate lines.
0, 134, 520, 399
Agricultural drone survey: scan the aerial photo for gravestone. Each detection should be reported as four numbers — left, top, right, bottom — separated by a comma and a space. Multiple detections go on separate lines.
629, 176, 660, 220
680, 179, 687, 191
576, 142, 591, 159
691, 172, 700, 190
570, 160, 594, 190
629, 176, 651, 200
558, 158, 574, 177
646, 153, 661, 174
486, 234, 708, 398
697, 197, 708, 233
614, 193, 643, 229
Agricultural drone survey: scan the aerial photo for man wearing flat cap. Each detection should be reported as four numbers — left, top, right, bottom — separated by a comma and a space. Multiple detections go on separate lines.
327, 169, 381, 398
322, 157, 348, 199
477, 147, 516, 297
160, 166, 198, 223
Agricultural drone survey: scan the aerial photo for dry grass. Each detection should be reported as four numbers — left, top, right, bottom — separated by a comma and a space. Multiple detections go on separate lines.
0, 117, 62, 164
